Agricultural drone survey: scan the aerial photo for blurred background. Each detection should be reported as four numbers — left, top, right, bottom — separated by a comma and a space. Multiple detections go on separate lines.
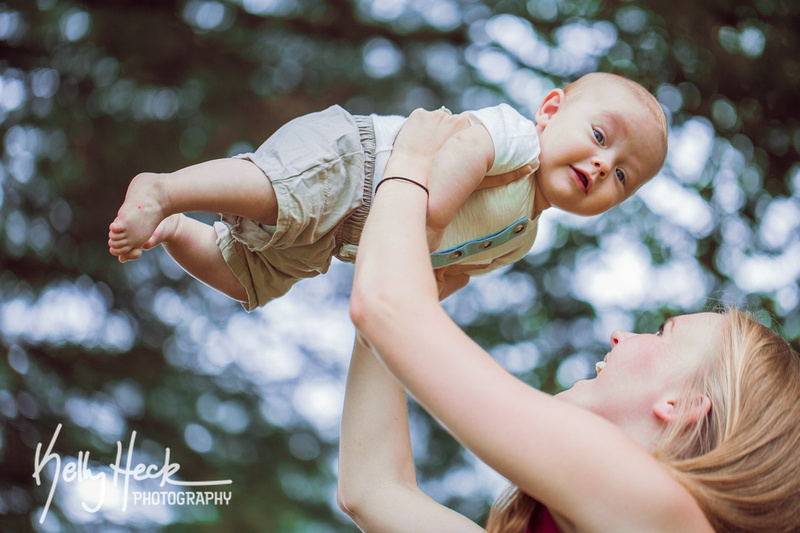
1, 0, 799, 531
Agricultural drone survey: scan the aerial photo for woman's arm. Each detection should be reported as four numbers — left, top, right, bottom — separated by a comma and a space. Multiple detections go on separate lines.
337, 336, 484, 532
350, 109, 713, 533
351, 109, 463, 319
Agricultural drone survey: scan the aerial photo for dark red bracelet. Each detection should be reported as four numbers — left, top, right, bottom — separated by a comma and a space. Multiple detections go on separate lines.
375, 176, 429, 197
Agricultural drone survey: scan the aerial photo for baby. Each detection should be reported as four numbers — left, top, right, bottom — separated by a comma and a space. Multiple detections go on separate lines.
109, 72, 667, 310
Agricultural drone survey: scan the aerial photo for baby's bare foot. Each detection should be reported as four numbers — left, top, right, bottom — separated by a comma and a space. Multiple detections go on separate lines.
109, 214, 183, 262
109, 172, 168, 262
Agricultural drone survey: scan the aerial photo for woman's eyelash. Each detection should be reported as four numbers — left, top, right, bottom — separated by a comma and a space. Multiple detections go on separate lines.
656, 322, 666, 336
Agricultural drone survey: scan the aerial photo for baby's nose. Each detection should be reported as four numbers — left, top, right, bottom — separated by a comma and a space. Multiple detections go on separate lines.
592, 157, 610, 177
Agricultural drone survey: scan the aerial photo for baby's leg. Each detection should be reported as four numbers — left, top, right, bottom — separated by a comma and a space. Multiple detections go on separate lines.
109, 158, 278, 261
143, 214, 247, 302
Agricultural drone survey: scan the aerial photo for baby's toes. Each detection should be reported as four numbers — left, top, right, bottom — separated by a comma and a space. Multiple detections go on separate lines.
118, 249, 142, 263
109, 240, 131, 254
109, 218, 128, 233
108, 228, 128, 244
108, 232, 126, 246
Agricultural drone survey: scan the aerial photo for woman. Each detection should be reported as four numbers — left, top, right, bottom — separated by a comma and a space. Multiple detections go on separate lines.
338, 109, 800, 532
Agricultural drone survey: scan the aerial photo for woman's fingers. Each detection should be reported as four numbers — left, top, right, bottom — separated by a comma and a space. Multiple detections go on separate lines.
394, 107, 470, 159
383, 108, 470, 183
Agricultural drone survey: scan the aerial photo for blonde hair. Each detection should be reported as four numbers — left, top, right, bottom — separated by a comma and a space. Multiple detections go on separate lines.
485, 486, 538, 533
564, 72, 669, 177
486, 309, 800, 533
658, 309, 800, 532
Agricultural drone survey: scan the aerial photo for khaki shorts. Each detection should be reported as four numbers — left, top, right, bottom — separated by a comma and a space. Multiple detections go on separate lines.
214, 105, 375, 311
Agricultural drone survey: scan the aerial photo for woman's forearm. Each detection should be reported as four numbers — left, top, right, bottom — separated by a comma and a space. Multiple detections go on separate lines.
337, 336, 486, 533
337, 336, 416, 524
350, 176, 436, 326
350, 110, 465, 334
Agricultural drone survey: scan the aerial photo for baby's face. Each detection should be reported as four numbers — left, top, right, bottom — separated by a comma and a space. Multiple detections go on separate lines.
534, 87, 665, 216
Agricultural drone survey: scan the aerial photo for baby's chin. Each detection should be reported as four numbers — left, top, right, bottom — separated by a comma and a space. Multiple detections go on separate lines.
559, 203, 613, 218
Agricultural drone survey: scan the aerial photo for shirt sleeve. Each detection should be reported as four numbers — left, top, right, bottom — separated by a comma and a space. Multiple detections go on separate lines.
468, 104, 540, 176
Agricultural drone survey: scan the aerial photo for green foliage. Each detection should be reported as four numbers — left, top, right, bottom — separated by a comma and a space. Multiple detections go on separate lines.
1, 0, 799, 531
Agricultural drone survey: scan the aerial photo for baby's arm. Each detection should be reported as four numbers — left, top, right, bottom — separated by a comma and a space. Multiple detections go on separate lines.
425, 124, 495, 250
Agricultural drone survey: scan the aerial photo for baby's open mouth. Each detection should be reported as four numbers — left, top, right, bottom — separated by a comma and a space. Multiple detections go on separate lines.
575, 168, 589, 190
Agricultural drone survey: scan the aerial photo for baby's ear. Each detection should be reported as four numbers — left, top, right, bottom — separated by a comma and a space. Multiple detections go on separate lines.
534, 88, 566, 127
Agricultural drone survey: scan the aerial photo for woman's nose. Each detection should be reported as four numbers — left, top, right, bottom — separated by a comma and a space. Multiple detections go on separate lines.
610, 330, 634, 346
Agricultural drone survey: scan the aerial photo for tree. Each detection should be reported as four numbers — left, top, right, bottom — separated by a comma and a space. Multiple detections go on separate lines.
1, 0, 798, 531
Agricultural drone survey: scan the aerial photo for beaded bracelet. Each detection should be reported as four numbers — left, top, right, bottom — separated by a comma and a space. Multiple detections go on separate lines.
374, 176, 429, 197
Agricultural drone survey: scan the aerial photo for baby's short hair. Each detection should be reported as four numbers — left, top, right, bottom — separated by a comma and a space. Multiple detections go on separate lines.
564, 72, 668, 171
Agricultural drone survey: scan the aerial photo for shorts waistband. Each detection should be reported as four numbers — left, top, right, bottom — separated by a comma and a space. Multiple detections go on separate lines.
334, 114, 375, 263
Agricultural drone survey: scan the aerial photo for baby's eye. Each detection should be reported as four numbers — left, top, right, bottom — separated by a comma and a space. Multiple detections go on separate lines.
655, 322, 666, 336
615, 169, 626, 183
593, 129, 605, 145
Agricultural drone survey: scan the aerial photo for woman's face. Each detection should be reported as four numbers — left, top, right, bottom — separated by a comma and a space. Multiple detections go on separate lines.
557, 313, 723, 433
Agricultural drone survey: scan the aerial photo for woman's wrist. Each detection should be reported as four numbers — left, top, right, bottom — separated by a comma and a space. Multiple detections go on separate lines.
383, 157, 432, 188
375, 176, 429, 196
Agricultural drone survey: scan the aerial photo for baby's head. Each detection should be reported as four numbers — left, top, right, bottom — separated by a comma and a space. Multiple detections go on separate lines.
533, 72, 667, 217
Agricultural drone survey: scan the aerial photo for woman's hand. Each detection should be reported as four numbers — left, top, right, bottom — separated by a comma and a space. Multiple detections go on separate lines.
384, 108, 470, 186
434, 265, 475, 300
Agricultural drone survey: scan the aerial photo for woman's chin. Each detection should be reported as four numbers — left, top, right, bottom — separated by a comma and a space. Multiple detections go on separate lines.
554, 378, 594, 405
